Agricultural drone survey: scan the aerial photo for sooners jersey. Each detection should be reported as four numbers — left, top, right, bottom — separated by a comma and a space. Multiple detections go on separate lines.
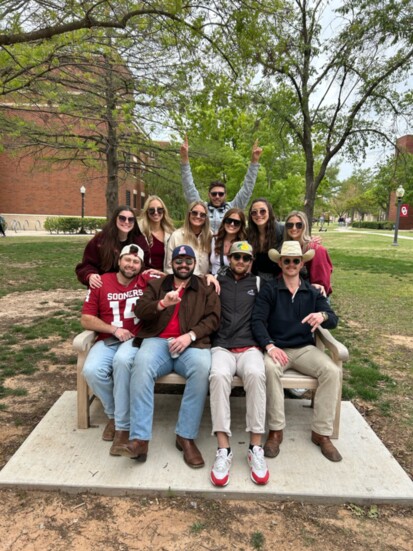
82, 272, 150, 341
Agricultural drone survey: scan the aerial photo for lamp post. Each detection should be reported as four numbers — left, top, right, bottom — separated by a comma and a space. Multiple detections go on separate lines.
79, 185, 86, 234
392, 184, 405, 246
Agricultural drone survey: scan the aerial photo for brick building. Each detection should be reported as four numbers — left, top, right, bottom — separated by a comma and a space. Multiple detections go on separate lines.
0, 56, 149, 230
388, 135, 413, 230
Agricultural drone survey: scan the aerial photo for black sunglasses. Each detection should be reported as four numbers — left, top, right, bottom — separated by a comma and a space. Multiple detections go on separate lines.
282, 258, 301, 265
250, 208, 268, 217
224, 217, 242, 227
231, 253, 252, 262
286, 221, 303, 229
148, 207, 164, 215
210, 191, 225, 197
173, 258, 195, 265
118, 215, 135, 223
190, 210, 207, 219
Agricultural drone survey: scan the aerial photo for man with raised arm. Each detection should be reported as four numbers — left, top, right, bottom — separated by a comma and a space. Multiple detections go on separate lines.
180, 136, 263, 233
118, 245, 220, 468
251, 241, 343, 462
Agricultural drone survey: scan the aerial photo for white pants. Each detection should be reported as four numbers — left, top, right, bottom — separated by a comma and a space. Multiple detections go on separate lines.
209, 347, 266, 437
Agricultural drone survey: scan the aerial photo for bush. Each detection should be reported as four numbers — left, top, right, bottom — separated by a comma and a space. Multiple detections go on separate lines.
44, 216, 106, 234
352, 221, 394, 230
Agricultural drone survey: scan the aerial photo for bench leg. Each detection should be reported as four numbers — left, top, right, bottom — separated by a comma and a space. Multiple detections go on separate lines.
77, 351, 90, 429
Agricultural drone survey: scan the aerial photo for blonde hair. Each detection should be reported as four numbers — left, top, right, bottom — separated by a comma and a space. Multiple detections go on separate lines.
284, 210, 312, 247
138, 195, 175, 246
183, 201, 211, 253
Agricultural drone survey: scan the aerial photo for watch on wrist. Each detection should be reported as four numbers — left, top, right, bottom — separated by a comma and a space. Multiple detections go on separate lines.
321, 312, 328, 322
189, 331, 196, 342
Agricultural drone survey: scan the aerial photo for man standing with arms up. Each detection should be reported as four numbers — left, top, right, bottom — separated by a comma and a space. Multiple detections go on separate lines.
180, 136, 263, 233
251, 241, 343, 462
209, 241, 269, 487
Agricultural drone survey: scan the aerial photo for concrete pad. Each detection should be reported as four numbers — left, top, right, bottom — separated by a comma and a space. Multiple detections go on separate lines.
0, 391, 412, 504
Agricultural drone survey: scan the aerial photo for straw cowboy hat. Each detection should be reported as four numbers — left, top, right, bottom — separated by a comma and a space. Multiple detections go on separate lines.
268, 241, 315, 263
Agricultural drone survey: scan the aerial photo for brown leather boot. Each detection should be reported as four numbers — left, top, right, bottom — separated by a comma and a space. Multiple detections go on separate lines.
263, 430, 283, 458
176, 435, 205, 468
117, 439, 149, 462
311, 431, 342, 462
109, 430, 130, 456
102, 419, 115, 441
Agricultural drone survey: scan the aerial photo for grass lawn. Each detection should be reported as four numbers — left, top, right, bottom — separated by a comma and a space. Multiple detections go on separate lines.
0, 231, 412, 469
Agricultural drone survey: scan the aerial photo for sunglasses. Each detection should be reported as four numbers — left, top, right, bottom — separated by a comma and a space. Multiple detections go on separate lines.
173, 258, 195, 265
232, 253, 252, 262
224, 217, 242, 227
286, 221, 303, 230
148, 207, 164, 215
118, 215, 135, 223
190, 210, 207, 219
282, 258, 301, 265
210, 191, 225, 198
250, 208, 268, 217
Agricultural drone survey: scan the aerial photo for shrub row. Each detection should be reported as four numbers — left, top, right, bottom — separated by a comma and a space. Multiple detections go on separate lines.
352, 221, 394, 230
44, 217, 106, 234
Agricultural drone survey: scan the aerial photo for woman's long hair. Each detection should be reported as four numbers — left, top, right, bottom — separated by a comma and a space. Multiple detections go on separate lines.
246, 197, 277, 253
214, 207, 247, 256
283, 210, 312, 248
99, 205, 141, 272
138, 195, 175, 246
182, 200, 211, 253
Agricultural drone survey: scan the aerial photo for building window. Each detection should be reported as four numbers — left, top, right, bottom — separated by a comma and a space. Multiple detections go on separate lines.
126, 190, 131, 206
133, 191, 137, 209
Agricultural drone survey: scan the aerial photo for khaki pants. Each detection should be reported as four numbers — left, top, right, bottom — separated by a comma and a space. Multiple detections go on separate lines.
265, 345, 340, 436
210, 347, 266, 437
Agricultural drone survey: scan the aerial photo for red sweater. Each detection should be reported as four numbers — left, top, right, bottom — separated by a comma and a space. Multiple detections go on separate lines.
75, 232, 150, 286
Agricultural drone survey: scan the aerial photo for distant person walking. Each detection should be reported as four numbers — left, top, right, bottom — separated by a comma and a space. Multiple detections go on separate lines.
0, 214, 6, 237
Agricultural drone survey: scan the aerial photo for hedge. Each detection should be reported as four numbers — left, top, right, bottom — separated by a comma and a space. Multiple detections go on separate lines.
44, 217, 106, 234
351, 221, 394, 230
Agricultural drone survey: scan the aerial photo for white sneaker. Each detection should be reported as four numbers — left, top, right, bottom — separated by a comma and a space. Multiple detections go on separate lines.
248, 446, 270, 485
210, 448, 233, 487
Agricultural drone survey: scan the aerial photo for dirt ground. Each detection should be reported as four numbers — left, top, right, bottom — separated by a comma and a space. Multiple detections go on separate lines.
0, 290, 412, 551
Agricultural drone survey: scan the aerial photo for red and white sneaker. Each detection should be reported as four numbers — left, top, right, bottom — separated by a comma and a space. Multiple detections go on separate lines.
210, 448, 233, 487
248, 446, 270, 485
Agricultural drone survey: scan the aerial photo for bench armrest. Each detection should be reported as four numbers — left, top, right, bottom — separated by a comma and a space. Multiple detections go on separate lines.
315, 326, 349, 363
73, 330, 97, 353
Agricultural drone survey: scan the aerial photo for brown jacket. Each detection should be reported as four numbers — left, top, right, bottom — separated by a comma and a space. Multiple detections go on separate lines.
133, 274, 221, 348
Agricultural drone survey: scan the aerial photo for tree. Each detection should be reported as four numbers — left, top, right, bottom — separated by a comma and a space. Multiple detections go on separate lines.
0, 1, 209, 46
223, 0, 413, 227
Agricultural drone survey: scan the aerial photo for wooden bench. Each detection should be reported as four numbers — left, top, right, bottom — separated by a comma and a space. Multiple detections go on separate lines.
73, 327, 349, 438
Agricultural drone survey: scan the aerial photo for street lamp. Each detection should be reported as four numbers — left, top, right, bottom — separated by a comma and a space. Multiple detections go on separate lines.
392, 184, 405, 247
79, 185, 86, 234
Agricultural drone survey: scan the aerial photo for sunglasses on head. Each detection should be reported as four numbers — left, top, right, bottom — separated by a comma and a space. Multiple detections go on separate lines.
232, 253, 252, 262
190, 210, 207, 219
224, 217, 242, 227
286, 221, 303, 229
210, 191, 225, 198
282, 258, 301, 265
251, 208, 268, 217
148, 207, 164, 215
174, 258, 195, 265
118, 215, 135, 223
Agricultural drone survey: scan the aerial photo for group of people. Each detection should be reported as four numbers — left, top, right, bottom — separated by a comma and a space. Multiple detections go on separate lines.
75, 137, 339, 488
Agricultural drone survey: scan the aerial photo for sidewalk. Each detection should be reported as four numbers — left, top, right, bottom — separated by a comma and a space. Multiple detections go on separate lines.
1, 392, 412, 504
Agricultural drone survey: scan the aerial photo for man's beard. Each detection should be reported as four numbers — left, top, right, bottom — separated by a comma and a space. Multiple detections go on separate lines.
118, 267, 139, 280
172, 265, 195, 280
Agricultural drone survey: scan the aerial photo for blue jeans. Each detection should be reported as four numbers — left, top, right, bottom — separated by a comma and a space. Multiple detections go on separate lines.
82, 339, 138, 430
130, 338, 211, 441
